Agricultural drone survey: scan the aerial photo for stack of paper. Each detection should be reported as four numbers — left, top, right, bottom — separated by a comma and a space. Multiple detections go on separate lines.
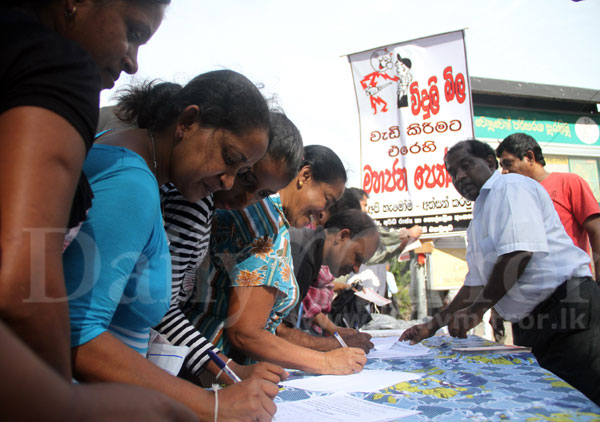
362, 329, 405, 338
279, 369, 422, 393
368, 339, 432, 359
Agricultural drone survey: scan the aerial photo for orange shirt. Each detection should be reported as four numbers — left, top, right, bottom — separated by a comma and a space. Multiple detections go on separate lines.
541, 172, 600, 253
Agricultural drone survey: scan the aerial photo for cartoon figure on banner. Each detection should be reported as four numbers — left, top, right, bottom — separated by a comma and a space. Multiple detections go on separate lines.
360, 48, 399, 114
360, 49, 414, 114
395, 54, 413, 108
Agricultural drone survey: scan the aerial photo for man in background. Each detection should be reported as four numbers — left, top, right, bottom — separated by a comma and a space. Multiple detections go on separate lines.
496, 133, 600, 281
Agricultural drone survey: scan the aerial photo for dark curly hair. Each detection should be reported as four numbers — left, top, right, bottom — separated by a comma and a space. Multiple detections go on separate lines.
496, 133, 546, 166
115, 70, 270, 136
445, 140, 499, 169
20, 1, 171, 8
327, 189, 361, 216
324, 209, 378, 240
300, 145, 347, 185
267, 112, 303, 182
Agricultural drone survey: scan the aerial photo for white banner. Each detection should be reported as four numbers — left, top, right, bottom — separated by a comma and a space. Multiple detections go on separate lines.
348, 30, 474, 235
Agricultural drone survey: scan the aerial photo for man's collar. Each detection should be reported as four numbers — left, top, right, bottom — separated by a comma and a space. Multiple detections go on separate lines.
480, 169, 501, 192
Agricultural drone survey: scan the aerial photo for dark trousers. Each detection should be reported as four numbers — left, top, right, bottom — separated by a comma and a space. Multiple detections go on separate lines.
512, 276, 600, 405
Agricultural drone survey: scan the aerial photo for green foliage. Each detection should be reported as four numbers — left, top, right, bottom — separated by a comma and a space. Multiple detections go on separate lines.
389, 260, 412, 320
390, 260, 410, 288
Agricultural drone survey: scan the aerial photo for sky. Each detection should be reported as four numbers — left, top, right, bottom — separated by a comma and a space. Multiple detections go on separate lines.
101, 0, 600, 187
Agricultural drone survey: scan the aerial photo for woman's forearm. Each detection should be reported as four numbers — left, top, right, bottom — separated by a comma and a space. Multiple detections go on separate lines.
73, 331, 279, 421
226, 286, 366, 375
73, 332, 214, 420
227, 325, 327, 373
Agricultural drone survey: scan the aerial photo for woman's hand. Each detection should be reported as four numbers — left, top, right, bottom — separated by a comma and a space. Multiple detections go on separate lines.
216, 378, 279, 422
230, 361, 288, 384
321, 347, 366, 375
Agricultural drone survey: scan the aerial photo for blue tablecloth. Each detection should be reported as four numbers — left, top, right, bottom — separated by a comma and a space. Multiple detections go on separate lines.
276, 335, 600, 421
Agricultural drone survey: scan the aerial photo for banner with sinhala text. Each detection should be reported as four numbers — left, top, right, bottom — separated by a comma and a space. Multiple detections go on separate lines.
348, 30, 474, 235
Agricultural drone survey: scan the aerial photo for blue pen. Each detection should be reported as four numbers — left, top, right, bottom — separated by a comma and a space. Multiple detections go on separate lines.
296, 303, 304, 329
333, 331, 348, 348
207, 350, 242, 383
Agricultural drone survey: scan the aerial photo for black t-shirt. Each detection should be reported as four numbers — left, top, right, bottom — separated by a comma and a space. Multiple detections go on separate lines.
290, 226, 326, 302
0, 8, 102, 228
284, 226, 326, 328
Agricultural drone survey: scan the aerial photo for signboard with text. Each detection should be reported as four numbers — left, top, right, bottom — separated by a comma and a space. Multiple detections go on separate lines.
474, 105, 600, 146
348, 30, 474, 235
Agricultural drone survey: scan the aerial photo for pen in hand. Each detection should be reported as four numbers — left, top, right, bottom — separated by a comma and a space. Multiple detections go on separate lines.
207, 350, 242, 383
333, 331, 348, 348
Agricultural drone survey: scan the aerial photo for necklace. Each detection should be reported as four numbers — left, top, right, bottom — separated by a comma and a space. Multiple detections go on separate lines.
148, 128, 159, 179
148, 128, 168, 236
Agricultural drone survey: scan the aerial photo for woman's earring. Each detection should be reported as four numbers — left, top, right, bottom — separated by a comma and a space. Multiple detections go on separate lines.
298, 180, 304, 188
65, 6, 77, 18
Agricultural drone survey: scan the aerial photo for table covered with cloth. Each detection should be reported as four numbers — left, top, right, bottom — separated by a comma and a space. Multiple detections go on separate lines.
275, 335, 600, 421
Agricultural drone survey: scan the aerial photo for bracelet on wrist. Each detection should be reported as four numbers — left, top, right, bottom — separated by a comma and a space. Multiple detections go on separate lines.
211, 384, 221, 422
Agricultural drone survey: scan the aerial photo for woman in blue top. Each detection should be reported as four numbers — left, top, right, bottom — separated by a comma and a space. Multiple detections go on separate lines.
63, 70, 278, 421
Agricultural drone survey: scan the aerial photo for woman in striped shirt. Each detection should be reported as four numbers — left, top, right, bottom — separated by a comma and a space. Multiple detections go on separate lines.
155, 111, 303, 384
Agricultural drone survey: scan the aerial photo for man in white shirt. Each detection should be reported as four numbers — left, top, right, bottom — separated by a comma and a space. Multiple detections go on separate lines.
400, 140, 600, 405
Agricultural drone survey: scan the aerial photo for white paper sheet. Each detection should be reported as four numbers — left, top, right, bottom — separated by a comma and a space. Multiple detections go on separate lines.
362, 329, 406, 338
274, 392, 419, 422
279, 369, 422, 393
146, 330, 189, 376
370, 336, 402, 349
354, 287, 391, 306
368, 339, 432, 359
400, 239, 422, 254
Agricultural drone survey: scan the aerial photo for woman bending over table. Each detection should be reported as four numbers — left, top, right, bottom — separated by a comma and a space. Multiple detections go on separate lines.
63, 70, 278, 422
189, 145, 368, 374
0, 0, 166, 379
0, 1, 197, 418
152, 110, 304, 385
